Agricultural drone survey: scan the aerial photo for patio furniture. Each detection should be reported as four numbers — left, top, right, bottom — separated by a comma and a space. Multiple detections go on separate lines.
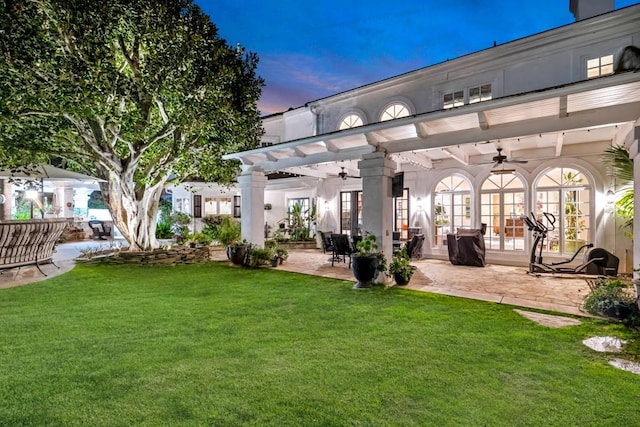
351, 235, 362, 251
446, 228, 486, 267
319, 230, 334, 254
88, 220, 111, 240
331, 234, 354, 267
0, 219, 67, 276
405, 234, 425, 260
392, 231, 401, 253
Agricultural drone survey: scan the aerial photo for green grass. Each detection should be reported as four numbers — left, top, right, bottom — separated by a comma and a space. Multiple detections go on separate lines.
0, 262, 638, 426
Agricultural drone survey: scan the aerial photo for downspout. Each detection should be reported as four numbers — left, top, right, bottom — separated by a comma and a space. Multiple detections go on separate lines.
308, 103, 320, 136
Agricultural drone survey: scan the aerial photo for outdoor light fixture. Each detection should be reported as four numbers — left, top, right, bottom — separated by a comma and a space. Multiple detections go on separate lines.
24, 184, 45, 219
606, 188, 616, 205
25, 185, 39, 200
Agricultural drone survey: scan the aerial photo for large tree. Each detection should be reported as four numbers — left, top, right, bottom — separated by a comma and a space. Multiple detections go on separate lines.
0, 0, 263, 250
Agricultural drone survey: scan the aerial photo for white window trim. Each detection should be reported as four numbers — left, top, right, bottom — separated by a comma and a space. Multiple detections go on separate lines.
338, 111, 366, 130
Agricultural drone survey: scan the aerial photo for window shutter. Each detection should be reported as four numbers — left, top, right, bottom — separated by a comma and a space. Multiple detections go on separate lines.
233, 196, 241, 218
193, 195, 202, 218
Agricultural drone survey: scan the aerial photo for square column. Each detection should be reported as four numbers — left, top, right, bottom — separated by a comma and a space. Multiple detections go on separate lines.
358, 152, 397, 261
238, 170, 267, 247
632, 131, 640, 284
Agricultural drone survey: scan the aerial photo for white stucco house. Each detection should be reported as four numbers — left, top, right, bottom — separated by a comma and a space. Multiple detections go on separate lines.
170, 0, 640, 273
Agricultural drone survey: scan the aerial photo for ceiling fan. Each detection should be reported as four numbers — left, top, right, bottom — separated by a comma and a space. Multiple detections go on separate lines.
338, 166, 360, 180
488, 148, 528, 174
338, 167, 348, 180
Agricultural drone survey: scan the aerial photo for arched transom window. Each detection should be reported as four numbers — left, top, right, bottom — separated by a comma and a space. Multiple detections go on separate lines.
380, 103, 410, 121
338, 113, 363, 130
433, 175, 472, 246
535, 167, 591, 255
481, 173, 525, 252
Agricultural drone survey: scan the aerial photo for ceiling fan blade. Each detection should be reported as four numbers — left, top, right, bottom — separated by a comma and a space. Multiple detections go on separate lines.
504, 158, 528, 164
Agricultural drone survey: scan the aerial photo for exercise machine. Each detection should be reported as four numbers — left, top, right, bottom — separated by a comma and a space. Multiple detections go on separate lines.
521, 212, 618, 276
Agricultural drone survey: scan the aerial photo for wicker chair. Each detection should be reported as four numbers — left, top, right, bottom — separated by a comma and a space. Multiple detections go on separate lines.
88, 220, 111, 240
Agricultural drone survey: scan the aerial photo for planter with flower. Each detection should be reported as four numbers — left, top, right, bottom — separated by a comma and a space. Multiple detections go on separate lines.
264, 239, 288, 266
352, 233, 386, 289
388, 246, 414, 286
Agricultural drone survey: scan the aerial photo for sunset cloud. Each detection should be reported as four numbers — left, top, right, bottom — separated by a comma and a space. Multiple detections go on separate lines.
199, 0, 638, 116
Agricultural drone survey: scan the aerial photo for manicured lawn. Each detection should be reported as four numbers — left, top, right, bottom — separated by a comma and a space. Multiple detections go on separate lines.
0, 262, 638, 426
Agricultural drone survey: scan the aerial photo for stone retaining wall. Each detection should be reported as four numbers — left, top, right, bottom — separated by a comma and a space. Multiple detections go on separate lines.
77, 246, 227, 266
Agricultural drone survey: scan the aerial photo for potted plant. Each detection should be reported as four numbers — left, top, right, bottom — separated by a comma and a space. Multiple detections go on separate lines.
583, 276, 639, 321
217, 216, 241, 259
228, 240, 250, 266
265, 239, 281, 267
388, 246, 414, 286
351, 233, 382, 289
276, 247, 289, 265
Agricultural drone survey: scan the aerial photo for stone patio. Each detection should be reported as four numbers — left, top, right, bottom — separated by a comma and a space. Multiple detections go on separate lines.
0, 243, 594, 317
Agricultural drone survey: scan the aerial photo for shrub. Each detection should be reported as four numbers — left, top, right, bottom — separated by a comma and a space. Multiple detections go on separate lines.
184, 231, 214, 246
154, 211, 192, 243
247, 246, 273, 268
155, 200, 174, 239
201, 215, 227, 240
583, 276, 639, 322
217, 216, 241, 246
389, 246, 414, 282
155, 221, 173, 239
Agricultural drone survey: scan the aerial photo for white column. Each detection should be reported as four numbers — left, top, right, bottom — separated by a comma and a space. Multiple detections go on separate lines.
62, 188, 75, 218
53, 187, 75, 218
74, 188, 91, 219
632, 130, 640, 286
238, 170, 267, 247
358, 151, 397, 261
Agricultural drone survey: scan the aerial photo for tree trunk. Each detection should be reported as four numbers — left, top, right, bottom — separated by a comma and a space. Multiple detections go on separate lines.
99, 173, 166, 251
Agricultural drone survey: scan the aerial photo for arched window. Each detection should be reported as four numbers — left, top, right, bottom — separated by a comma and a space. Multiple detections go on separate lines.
380, 103, 410, 121
338, 113, 363, 130
433, 175, 472, 246
480, 174, 526, 251
535, 167, 591, 255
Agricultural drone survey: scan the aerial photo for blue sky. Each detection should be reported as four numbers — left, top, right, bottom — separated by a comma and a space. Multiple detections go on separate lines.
196, 0, 638, 115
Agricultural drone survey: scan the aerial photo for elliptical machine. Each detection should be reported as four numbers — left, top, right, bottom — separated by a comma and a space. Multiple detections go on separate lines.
521, 212, 618, 276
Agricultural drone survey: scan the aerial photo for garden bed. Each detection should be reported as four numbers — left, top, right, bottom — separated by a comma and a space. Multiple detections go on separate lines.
276, 241, 317, 250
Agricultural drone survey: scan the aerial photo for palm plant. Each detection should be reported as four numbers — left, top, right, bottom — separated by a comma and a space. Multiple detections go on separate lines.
603, 146, 633, 236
